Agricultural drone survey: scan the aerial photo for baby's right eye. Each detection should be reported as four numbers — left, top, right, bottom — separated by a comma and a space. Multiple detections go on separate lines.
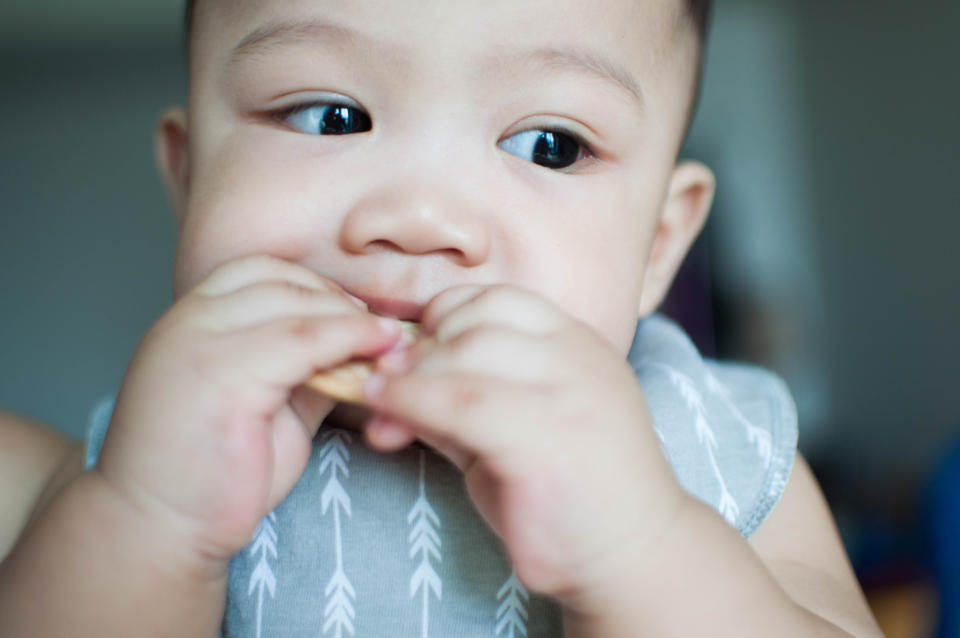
278, 103, 372, 135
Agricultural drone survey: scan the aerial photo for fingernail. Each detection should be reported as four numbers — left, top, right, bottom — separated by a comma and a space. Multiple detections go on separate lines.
377, 342, 411, 373
345, 292, 368, 310
364, 373, 386, 398
366, 416, 415, 450
377, 317, 401, 334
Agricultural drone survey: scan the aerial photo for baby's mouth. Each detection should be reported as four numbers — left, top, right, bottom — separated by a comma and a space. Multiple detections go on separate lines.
343, 288, 426, 322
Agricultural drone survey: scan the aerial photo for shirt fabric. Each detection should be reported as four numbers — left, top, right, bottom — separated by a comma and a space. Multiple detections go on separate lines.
85, 313, 797, 638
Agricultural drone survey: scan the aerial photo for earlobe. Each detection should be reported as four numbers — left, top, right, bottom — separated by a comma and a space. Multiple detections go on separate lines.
154, 106, 190, 227
637, 161, 716, 317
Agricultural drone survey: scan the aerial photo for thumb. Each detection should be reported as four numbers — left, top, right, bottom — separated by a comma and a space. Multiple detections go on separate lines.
289, 385, 337, 439
265, 389, 336, 509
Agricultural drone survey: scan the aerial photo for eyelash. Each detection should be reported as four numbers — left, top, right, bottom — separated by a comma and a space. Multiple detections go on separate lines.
501, 126, 596, 169
269, 101, 595, 170
271, 101, 372, 135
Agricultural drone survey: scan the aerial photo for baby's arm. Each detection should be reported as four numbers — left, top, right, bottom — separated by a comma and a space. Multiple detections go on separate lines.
752, 457, 881, 634
560, 456, 883, 638
0, 398, 229, 637
0, 412, 79, 559
0, 446, 229, 637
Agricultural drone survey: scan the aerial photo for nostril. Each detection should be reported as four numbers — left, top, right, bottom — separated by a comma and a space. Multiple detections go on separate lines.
339, 194, 491, 266
366, 239, 470, 264
365, 239, 399, 253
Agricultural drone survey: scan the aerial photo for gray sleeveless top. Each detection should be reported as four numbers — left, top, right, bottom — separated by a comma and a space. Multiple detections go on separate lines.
85, 314, 797, 637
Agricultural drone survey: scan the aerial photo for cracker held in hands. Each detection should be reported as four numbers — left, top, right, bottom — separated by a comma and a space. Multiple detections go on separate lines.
306, 320, 420, 404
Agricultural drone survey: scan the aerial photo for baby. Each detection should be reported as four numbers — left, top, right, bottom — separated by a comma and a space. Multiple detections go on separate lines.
0, 0, 883, 636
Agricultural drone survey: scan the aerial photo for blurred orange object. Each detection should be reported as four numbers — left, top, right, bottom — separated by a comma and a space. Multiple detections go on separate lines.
866, 580, 937, 638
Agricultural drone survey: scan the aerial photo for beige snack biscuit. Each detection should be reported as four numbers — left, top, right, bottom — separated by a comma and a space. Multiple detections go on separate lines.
306, 320, 420, 404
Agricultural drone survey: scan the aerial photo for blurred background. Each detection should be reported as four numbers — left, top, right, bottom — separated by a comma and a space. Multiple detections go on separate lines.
1, 1, 958, 635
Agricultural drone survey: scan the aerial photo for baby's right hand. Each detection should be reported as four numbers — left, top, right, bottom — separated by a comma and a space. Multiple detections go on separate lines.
93, 255, 401, 564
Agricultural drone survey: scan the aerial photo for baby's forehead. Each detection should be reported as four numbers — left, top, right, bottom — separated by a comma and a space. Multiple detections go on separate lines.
195, 0, 689, 62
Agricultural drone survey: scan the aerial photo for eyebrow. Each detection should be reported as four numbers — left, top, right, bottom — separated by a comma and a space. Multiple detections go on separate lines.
489, 47, 645, 109
230, 19, 644, 109
230, 19, 387, 62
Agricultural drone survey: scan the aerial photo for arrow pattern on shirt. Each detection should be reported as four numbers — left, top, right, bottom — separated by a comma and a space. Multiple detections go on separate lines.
247, 511, 278, 638
705, 372, 773, 467
495, 571, 529, 637
408, 450, 442, 638
320, 430, 357, 638
641, 360, 741, 525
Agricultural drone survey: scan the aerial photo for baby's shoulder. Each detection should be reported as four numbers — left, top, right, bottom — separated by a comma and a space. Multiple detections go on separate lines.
628, 315, 798, 538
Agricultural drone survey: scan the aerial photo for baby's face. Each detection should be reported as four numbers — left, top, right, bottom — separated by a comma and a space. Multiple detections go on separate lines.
169, 0, 702, 354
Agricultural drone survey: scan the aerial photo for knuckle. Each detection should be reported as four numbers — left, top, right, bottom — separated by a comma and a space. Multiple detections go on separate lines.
286, 316, 319, 341
449, 326, 494, 358
449, 381, 486, 412
274, 279, 321, 300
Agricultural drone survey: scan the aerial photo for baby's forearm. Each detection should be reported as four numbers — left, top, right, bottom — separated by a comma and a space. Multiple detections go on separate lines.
562, 499, 857, 638
0, 471, 227, 638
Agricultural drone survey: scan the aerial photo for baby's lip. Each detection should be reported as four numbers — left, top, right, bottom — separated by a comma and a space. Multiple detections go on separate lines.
343, 289, 425, 322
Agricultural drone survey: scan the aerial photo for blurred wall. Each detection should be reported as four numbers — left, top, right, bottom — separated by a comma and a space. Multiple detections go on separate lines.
0, 41, 183, 438
687, 0, 960, 500
686, 0, 830, 448
794, 0, 960, 492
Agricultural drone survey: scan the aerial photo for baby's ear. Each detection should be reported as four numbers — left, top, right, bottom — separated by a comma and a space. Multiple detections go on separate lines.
637, 161, 716, 317
154, 107, 190, 228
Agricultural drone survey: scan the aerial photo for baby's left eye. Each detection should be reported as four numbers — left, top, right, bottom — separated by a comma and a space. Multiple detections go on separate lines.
278, 103, 372, 136
498, 129, 590, 170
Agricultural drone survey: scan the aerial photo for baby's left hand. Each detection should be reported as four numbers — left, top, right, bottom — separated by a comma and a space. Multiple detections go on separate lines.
362, 285, 689, 611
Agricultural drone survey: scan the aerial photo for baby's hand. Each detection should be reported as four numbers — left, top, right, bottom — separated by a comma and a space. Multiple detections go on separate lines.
363, 286, 688, 613
95, 255, 401, 564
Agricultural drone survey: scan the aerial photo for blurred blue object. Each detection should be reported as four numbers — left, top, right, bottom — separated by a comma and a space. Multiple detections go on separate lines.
925, 439, 960, 638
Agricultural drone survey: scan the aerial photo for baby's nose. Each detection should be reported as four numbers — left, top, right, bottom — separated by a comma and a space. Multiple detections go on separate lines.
339, 185, 491, 267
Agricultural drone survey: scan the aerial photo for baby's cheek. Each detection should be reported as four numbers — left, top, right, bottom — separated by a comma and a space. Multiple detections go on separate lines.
550, 266, 643, 353
173, 188, 311, 296
583, 298, 641, 354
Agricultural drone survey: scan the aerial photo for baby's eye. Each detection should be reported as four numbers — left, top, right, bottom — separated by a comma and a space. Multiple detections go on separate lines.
497, 129, 590, 170
279, 103, 372, 135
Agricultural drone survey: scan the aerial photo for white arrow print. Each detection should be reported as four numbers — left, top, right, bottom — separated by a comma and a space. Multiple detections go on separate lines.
705, 372, 773, 467
639, 360, 740, 526
408, 450, 442, 638
319, 431, 357, 638
247, 511, 278, 638
495, 571, 529, 637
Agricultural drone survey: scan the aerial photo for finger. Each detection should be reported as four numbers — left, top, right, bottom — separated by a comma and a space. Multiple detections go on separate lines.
229, 314, 402, 403
194, 255, 363, 308
420, 285, 485, 335
425, 285, 564, 344
205, 281, 365, 331
413, 327, 557, 384
365, 415, 475, 471
364, 372, 546, 463
363, 415, 417, 451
